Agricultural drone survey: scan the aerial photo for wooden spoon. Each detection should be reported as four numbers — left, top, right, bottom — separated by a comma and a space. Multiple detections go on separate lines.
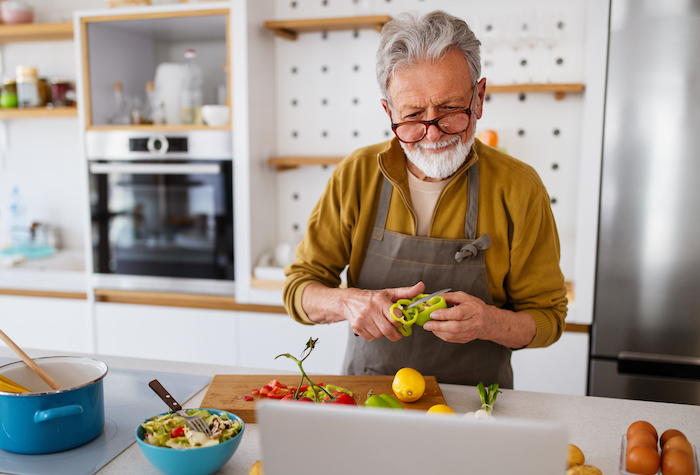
0, 328, 61, 391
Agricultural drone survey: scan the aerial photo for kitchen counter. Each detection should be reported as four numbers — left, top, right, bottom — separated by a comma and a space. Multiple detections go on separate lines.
0, 250, 87, 294
1, 348, 698, 475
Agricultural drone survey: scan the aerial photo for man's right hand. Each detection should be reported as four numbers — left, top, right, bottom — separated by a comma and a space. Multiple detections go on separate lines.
301, 282, 426, 342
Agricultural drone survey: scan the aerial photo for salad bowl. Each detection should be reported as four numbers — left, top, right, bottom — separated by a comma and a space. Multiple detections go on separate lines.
136, 408, 245, 475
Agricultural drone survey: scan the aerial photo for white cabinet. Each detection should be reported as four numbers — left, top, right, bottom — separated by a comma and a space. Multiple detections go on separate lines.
0, 295, 92, 353
237, 312, 349, 374
95, 302, 239, 365
511, 331, 589, 396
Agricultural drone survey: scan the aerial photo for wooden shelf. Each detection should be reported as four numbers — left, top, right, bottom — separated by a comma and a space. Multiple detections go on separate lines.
486, 83, 585, 100
264, 15, 392, 41
0, 22, 73, 43
268, 155, 344, 171
87, 124, 231, 131
0, 106, 77, 120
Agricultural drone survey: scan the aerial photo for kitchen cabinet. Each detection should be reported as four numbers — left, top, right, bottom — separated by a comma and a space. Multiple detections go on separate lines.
94, 301, 240, 365
77, 6, 230, 129
0, 295, 92, 353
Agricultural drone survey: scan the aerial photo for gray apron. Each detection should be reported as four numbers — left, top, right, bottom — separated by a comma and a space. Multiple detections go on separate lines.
342, 161, 513, 388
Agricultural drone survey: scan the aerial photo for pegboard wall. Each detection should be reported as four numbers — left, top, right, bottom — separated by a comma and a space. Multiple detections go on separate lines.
270, 0, 588, 280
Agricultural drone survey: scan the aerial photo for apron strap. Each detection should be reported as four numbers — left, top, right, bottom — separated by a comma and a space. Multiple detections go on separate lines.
465, 160, 480, 240
373, 159, 481, 242
455, 233, 492, 262
371, 176, 394, 241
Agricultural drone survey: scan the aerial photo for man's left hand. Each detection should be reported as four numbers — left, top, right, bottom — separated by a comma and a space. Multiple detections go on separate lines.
423, 291, 536, 348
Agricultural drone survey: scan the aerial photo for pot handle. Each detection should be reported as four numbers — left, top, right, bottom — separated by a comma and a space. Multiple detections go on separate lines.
34, 405, 84, 424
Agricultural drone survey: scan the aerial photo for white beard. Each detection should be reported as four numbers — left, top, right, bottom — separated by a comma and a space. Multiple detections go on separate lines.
401, 130, 476, 180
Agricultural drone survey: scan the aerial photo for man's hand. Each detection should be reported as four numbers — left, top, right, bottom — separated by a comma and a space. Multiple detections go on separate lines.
423, 291, 536, 349
302, 282, 426, 342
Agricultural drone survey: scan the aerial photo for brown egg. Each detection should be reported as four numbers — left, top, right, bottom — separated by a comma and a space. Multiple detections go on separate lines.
628, 431, 659, 452
662, 436, 694, 458
626, 444, 661, 475
660, 429, 686, 448
661, 448, 695, 475
627, 420, 659, 442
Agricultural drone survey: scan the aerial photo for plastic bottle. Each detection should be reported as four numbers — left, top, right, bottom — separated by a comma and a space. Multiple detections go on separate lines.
8, 187, 28, 246
180, 49, 204, 125
108, 81, 130, 125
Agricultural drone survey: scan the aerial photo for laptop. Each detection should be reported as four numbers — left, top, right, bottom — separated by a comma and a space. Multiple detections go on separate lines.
257, 401, 568, 475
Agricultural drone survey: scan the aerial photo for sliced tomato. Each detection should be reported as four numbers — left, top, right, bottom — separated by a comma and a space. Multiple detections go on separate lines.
243, 395, 254, 401
170, 426, 185, 438
259, 386, 271, 396
268, 386, 296, 399
250, 388, 259, 396
282, 394, 314, 402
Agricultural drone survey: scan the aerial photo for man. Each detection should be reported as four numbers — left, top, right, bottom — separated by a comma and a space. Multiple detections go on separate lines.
283, 10, 567, 388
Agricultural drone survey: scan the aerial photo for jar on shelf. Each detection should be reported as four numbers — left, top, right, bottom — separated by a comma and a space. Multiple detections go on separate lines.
16, 66, 40, 108
0, 78, 18, 108
50, 78, 75, 107
38, 78, 51, 106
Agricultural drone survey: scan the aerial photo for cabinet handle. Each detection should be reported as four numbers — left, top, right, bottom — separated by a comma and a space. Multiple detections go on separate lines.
89, 163, 221, 175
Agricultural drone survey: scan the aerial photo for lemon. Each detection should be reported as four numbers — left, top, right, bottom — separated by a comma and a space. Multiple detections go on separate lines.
392, 367, 425, 403
427, 404, 455, 415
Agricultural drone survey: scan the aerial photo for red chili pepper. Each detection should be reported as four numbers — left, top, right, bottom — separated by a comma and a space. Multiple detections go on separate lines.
243, 395, 254, 401
170, 426, 185, 438
322, 391, 356, 405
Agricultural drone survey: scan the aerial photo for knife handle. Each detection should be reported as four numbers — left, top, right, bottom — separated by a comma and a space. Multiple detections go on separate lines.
149, 379, 183, 412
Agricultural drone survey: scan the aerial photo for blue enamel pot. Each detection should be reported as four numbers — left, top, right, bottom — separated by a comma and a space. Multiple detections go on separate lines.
0, 356, 108, 454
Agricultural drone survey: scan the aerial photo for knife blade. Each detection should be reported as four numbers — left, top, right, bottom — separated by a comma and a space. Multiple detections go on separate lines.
405, 288, 451, 309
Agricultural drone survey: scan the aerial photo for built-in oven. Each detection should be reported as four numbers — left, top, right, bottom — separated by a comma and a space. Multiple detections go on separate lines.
86, 130, 234, 295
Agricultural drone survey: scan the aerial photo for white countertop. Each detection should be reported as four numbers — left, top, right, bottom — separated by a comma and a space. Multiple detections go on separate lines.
0, 250, 87, 293
1, 348, 698, 475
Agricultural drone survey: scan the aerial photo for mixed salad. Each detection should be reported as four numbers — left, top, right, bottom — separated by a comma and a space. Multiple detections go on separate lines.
141, 409, 241, 449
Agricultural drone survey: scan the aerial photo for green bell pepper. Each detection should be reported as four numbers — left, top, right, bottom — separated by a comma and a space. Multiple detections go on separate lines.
389, 294, 447, 336
363, 390, 404, 409
389, 298, 418, 336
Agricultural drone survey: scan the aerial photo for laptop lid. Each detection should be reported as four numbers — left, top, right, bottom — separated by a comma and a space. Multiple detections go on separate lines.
258, 401, 568, 475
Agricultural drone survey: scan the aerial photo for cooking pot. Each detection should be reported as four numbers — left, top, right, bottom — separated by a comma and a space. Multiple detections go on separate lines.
0, 356, 108, 454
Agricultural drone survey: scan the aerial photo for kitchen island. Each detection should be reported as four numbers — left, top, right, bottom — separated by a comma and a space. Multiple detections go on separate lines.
1, 348, 698, 475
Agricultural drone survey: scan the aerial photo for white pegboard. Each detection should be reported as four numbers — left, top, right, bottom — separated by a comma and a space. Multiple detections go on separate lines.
270, 0, 588, 282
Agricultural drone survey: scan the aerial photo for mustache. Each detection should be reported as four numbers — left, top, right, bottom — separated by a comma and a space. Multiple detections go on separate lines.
416, 135, 462, 150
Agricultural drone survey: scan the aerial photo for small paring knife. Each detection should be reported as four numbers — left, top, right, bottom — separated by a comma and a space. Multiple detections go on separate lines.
406, 288, 451, 309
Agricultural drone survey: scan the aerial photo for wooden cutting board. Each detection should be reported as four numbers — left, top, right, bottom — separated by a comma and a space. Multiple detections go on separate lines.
200, 374, 446, 423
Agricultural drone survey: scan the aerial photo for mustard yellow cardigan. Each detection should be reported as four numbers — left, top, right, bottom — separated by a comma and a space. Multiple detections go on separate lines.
283, 138, 568, 349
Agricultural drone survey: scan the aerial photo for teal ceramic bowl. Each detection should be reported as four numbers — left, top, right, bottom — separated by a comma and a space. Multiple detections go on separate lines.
135, 408, 245, 475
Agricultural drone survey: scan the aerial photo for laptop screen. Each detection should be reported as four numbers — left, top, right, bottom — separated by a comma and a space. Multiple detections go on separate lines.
258, 401, 568, 475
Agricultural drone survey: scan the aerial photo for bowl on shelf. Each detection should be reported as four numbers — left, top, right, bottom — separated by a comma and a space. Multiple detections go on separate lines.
201, 105, 230, 126
0, 1, 34, 24
135, 408, 245, 475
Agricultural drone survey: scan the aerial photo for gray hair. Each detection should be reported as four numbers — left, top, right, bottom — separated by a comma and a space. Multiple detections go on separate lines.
376, 10, 481, 103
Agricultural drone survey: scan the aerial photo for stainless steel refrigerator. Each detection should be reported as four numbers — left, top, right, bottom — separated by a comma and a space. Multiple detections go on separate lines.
589, 0, 700, 404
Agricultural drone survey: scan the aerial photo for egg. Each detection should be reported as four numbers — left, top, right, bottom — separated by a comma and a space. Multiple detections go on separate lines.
628, 431, 659, 452
662, 436, 694, 458
626, 444, 661, 475
661, 448, 695, 475
628, 420, 659, 443
660, 429, 687, 448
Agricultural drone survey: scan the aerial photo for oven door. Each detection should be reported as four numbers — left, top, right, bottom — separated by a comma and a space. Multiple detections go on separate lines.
89, 160, 233, 282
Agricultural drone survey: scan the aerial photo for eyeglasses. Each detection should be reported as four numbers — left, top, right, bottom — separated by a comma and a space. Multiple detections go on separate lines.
390, 83, 478, 144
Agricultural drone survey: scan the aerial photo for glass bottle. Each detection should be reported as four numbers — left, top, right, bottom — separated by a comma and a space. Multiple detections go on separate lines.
180, 49, 203, 125
108, 81, 130, 125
